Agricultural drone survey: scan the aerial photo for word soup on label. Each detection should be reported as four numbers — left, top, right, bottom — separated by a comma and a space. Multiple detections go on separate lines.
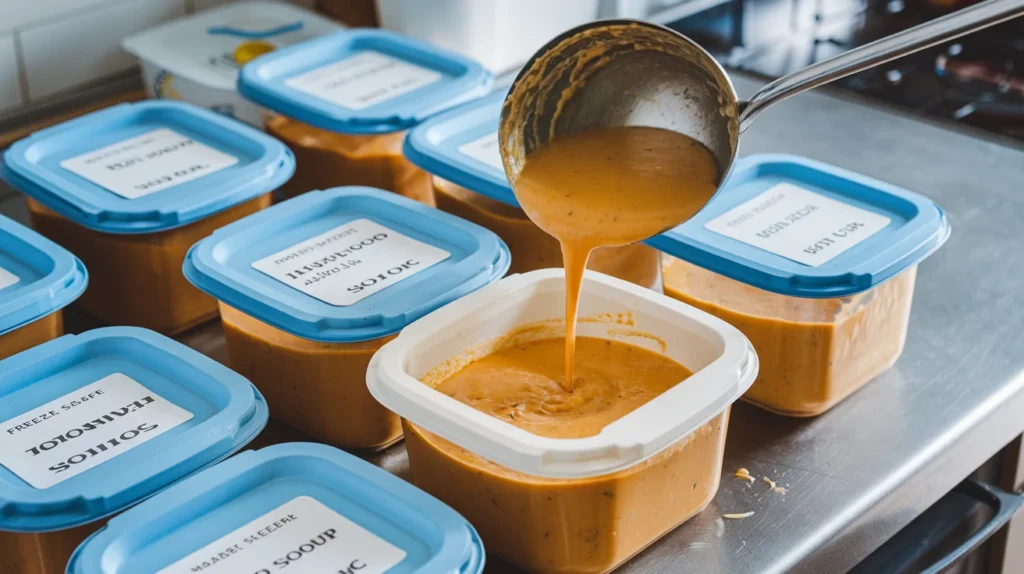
285, 51, 442, 111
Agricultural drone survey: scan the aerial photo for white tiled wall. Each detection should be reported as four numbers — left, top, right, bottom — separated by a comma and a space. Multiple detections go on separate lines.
0, 0, 318, 116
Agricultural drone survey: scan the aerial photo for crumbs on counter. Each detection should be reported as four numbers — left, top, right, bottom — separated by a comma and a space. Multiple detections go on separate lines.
734, 467, 755, 483
722, 511, 755, 519
763, 476, 787, 494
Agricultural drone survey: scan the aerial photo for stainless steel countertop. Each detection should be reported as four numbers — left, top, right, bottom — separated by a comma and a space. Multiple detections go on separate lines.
3, 73, 1024, 573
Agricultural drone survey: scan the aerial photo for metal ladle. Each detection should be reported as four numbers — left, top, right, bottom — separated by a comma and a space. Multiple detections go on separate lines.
499, 0, 1024, 193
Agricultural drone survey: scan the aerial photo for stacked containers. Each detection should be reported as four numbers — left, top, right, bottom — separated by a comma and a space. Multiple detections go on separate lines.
68, 443, 485, 573
184, 187, 510, 450
122, 0, 342, 127
404, 90, 664, 289
237, 29, 493, 205
368, 269, 758, 573
0, 215, 87, 360
2, 101, 295, 334
0, 327, 268, 574
648, 154, 951, 416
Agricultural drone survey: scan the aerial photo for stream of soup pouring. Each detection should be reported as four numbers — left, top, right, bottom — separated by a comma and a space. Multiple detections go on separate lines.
513, 126, 720, 391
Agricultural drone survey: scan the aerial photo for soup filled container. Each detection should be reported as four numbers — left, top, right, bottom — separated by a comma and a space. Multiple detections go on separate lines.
68, 443, 485, 573
122, 0, 341, 127
0, 327, 268, 574
368, 269, 757, 574
0, 215, 87, 360
2, 101, 295, 334
648, 154, 951, 417
404, 90, 664, 290
237, 29, 493, 205
184, 187, 510, 450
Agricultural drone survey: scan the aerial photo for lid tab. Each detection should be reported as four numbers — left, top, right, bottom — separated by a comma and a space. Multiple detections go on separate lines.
2, 100, 295, 234
184, 187, 510, 342
646, 154, 951, 297
0, 327, 268, 531
0, 214, 87, 336
237, 29, 493, 134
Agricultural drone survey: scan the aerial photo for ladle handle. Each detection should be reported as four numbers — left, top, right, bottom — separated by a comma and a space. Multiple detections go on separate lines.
738, 0, 1024, 131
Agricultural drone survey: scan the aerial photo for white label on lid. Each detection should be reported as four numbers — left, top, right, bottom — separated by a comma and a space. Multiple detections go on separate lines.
703, 183, 892, 267
251, 219, 451, 307
284, 51, 443, 111
0, 373, 194, 489
158, 496, 407, 574
458, 132, 504, 172
0, 265, 19, 290
59, 128, 239, 200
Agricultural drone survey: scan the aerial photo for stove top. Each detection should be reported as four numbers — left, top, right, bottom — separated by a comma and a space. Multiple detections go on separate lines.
670, 0, 1024, 142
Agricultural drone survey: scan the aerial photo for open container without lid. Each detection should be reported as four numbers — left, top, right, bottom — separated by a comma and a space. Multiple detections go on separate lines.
646, 154, 951, 298
184, 187, 510, 343
68, 442, 485, 574
122, 0, 341, 91
403, 88, 518, 206
0, 214, 87, 336
0, 327, 268, 532
237, 29, 494, 134
1, 100, 295, 235
367, 269, 758, 479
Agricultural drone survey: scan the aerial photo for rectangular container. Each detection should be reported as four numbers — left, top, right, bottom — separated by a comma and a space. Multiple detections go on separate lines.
237, 29, 493, 205
184, 187, 510, 451
648, 154, 951, 416
2, 101, 295, 334
368, 269, 757, 573
68, 443, 484, 574
0, 214, 86, 361
405, 89, 664, 290
0, 327, 268, 574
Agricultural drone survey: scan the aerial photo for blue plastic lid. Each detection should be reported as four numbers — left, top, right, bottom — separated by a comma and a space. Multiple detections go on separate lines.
0, 214, 87, 337
647, 154, 951, 298
0, 327, 268, 532
184, 187, 510, 343
68, 443, 485, 574
2, 100, 295, 235
237, 29, 494, 135
404, 89, 519, 206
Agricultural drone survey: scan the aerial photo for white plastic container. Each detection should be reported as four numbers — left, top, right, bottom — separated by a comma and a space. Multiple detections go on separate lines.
375, 0, 600, 74
122, 1, 341, 127
368, 269, 757, 573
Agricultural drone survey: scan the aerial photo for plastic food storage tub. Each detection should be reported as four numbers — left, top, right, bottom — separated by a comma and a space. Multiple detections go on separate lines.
0, 327, 268, 574
237, 29, 493, 205
404, 89, 664, 290
68, 443, 485, 573
2, 101, 294, 335
648, 154, 951, 417
0, 215, 87, 361
123, 0, 341, 128
184, 187, 510, 450
368, 269, 757, 574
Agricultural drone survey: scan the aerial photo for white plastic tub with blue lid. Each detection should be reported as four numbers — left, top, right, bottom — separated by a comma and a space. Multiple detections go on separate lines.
648, 154, 951, 416
67, 442, 485, 574
2, 100, 295, 335
0, 326, 268, 574
404, 89, 665, 289
184, 186, 510, 450
237, 29, 493, 205
0, 214, 87, 361
123, 0, 342, 128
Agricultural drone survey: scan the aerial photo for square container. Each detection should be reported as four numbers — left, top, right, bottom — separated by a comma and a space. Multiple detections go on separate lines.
0, 327, 268, 574
404, 90, 664, 290
0, 215, 87, 360
184, 187, 510, 450
367, 269, 757, 573
648, 154, 951, 416
237, 29, 493, 205
68, 442, 484, 573
2, 101, 295, 334
123, 1, 342, 128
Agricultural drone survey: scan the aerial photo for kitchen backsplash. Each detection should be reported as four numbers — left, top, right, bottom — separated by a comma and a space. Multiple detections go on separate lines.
0, 0, 314, 119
